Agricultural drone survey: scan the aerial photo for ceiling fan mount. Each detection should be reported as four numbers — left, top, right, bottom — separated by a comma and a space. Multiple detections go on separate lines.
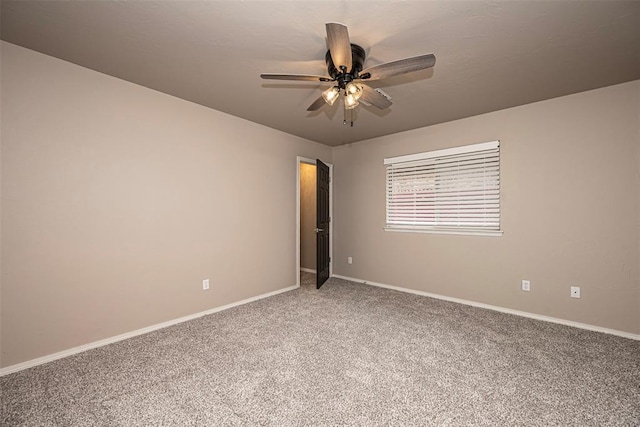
325, 43, 366, 89
260, 23, 436, 119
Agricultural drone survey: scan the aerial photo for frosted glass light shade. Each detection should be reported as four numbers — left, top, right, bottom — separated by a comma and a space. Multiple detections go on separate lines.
345, 93, 360, 109
345, 83, 363, 100
322, 86, 340, 105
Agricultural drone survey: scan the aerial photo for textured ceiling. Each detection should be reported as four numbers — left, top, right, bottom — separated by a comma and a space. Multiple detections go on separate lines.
2, 1, 639, 146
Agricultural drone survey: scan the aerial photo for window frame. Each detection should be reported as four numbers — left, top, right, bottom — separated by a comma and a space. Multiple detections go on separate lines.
384, 141, 503, 237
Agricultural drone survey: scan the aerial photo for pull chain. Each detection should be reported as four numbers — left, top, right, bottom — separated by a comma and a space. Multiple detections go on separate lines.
343, 93, 347, 125
342, 93, 355, 126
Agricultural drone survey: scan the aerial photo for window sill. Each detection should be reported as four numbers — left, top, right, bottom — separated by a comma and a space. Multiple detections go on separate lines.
384, 226, 503, 237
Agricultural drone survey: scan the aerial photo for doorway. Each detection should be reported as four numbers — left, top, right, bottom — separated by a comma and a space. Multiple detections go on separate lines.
299, 162, 317, 274
296, 157, 333, 288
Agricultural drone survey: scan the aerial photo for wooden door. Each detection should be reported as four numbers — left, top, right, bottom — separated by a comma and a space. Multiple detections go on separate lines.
316, 160, 330, 288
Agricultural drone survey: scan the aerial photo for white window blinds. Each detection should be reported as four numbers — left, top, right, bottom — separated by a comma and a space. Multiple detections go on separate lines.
384, 141, 501, 235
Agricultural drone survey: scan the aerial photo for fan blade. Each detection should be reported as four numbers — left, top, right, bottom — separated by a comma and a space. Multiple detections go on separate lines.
260, 74, 333, 82
360, 85, 393, 109
326, 23, 352, 72
360, 54, 436, 81
307, 95, 327, 112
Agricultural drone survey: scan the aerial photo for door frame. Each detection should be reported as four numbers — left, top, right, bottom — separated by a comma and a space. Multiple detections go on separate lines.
296, 156, 333, 287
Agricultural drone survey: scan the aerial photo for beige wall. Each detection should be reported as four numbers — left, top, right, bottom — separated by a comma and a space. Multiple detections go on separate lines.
300, 163, 316, 270
333, 80, 640, 335
0, 42, 332, 367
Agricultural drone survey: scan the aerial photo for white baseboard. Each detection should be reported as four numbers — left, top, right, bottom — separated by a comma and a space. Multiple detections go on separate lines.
300, 268, 317, 274
0, 284, 300, 377
332, 274, 640, 341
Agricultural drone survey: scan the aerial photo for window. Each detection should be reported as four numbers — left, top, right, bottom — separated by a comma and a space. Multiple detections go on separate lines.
384, 141, 501, 236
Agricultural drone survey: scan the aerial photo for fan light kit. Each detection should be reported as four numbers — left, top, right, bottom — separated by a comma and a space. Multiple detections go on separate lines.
261, 23, 436, 126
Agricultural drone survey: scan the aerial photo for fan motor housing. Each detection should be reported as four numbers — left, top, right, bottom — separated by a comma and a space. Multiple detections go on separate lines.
325, 43, 366, 87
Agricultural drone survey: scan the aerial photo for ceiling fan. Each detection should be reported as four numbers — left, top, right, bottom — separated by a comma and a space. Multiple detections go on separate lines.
260, 23, 436, 123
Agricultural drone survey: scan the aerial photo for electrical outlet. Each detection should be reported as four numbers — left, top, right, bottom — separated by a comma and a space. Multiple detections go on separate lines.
347, 257, 353, 265
203, 279, 209, 291
570, 286, 580, 298
521, 280, 530, 291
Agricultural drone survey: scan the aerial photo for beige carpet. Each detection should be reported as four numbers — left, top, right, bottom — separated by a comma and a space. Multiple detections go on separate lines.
1, 272, 639, 426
